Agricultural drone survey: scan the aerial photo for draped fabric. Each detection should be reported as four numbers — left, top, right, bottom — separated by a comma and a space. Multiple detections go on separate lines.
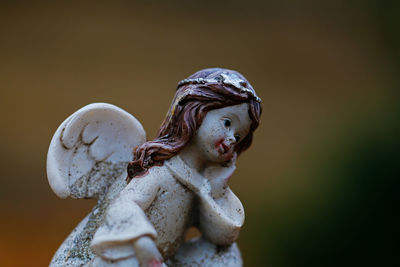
89, 155, 244, 265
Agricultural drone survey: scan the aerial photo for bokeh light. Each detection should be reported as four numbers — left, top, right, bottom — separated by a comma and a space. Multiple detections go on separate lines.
0, 1, 398, 266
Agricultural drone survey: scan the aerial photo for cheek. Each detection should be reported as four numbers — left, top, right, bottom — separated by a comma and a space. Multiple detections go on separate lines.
211, 129, 226, 146
201, 127, 223, 145
214, 137, 224, 149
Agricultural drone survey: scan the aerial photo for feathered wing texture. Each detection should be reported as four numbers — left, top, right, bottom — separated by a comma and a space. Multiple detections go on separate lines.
47, 103, 146, 199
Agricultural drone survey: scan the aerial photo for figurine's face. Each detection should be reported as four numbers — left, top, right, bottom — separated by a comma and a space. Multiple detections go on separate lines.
193, 103, 252, 163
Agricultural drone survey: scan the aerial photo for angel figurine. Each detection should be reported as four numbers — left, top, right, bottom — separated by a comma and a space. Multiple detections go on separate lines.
46, 68, 262, 267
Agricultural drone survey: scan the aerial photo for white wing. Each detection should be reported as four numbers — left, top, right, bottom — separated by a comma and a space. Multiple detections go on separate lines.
47, 103, 146, 199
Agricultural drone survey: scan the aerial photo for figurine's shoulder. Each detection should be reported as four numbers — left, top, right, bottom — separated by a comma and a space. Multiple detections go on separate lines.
125, 163, 175, 192
147, 163, 172, 180
140, 158, 196, 195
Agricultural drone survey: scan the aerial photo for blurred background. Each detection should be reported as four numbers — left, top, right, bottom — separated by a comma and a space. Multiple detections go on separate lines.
0, 1, 398, 266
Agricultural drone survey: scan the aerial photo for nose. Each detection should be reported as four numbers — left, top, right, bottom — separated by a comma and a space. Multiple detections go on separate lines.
226, 135, 236, 145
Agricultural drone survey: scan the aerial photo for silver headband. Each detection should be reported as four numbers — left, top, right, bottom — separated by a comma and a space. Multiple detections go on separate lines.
177, 73, 262, 103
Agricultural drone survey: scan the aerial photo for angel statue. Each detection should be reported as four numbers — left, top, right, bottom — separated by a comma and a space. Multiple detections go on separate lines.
46, 68, 262, 267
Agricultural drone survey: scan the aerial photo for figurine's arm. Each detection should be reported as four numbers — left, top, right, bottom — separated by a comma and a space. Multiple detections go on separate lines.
197, 186, 245, 246
204, 153, 237, 199
172, 155, 244, 246
90, 172, 161, 261
133, 236, 163, 267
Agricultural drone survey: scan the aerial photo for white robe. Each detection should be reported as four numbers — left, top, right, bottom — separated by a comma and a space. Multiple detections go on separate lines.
51, 155, 244, 266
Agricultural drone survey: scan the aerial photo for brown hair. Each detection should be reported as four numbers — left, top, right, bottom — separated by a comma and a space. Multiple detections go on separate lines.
127, 68, 262, 180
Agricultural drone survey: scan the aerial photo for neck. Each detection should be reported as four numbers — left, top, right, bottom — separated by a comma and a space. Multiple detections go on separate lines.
178, 143, 225, 178
178, 142, 207, 174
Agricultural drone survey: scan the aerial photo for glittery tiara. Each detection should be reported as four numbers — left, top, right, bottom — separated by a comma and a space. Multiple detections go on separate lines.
177, 73, 262, 103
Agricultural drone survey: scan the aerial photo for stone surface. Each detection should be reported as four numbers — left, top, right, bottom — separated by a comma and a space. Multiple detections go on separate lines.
47, 68, 262, 266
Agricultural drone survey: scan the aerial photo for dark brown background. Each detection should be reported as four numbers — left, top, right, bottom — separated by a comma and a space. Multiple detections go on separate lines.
1, 1, 398, 266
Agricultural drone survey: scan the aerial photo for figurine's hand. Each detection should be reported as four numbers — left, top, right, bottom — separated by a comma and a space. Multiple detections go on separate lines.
224, 151, 237, 168
209, 165, 235, 199
133, 236, 163, 267
204, 152, 237, 199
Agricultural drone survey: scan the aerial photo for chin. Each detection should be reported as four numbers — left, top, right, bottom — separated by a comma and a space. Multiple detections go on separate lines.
210, 151, 234, 163
220, 152, 234, 162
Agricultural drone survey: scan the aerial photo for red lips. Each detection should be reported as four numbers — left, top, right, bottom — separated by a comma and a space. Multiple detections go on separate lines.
220, 142, 229, 153
215, 139, 230, 154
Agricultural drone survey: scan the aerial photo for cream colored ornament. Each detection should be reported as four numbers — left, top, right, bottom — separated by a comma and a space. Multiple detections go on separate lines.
47, 68, 262, 267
